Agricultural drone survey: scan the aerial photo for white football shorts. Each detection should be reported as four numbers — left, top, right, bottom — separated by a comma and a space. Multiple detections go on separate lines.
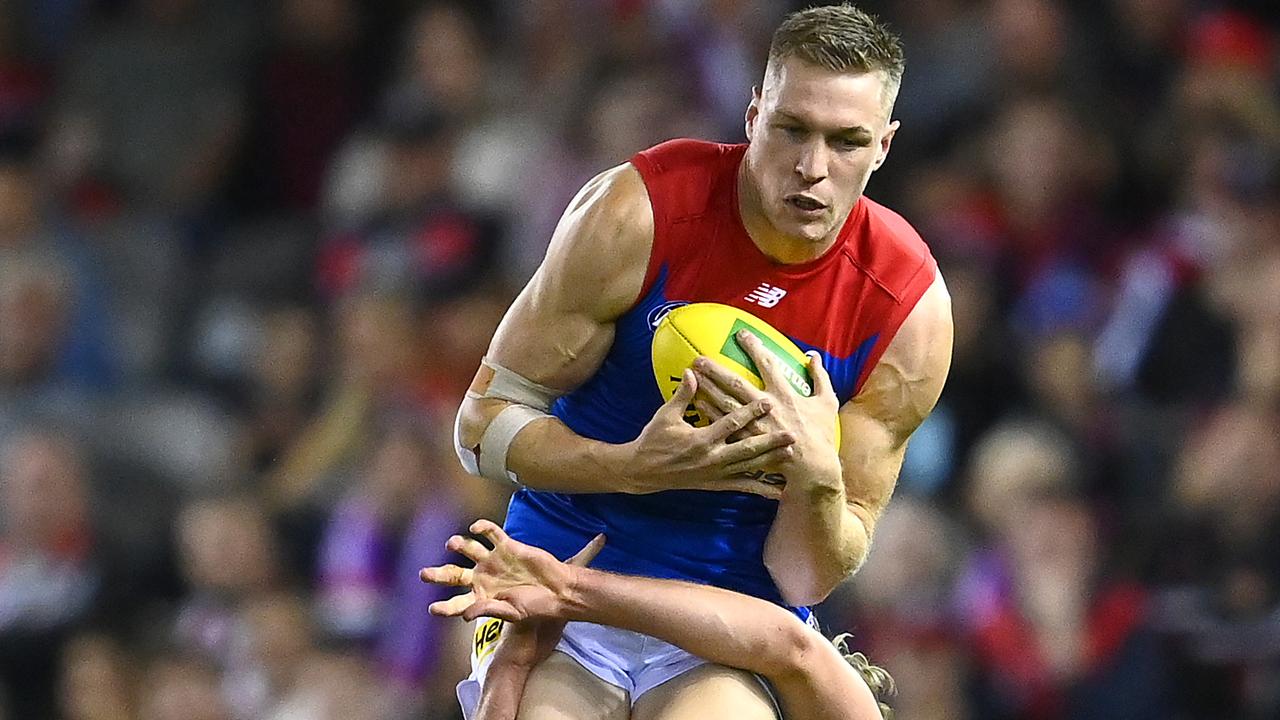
456, 618, 784, 718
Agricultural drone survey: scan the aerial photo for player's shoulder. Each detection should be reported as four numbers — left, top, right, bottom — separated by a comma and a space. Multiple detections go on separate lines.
559, 162, 652, 238
844, 196, 937, 294
630, 139, 743, 224
539, 162, 655, 318
631, 138, 743, 174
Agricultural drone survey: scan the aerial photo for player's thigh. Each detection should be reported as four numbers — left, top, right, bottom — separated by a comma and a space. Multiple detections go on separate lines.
631, 664, 778, 720
517, 651, 630, 720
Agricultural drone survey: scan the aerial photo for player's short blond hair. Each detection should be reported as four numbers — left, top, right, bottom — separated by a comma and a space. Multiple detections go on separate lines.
833, 634, 896, 719
768, 4, 905, 103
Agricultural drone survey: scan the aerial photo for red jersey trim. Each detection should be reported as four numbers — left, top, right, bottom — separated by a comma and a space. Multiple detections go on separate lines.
628, 152, 667, 301
853, 251, 937, 394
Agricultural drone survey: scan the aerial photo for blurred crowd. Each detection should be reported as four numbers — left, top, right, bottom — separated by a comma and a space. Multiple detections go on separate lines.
0, 0, 1278, 719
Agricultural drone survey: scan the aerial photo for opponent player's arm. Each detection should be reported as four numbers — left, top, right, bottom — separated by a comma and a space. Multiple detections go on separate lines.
560, 570, 881, 719
455, 165, 791, 495
764, 275, 953, 605
472, 658, 530, 720
425, 523, 883, 720
470, 534, 605, 720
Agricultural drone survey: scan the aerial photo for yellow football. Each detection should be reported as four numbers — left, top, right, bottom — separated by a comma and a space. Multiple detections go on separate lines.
651, 302, 839, 444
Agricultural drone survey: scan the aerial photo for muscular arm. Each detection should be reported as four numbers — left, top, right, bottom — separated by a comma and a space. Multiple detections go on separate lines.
765, 275, 953, 605
454, 164, 649, 493
456, 165, 789, 496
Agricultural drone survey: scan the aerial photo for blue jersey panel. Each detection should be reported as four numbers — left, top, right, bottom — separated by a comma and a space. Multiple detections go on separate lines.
507, 265, 838, 618
792, 334, 876, 405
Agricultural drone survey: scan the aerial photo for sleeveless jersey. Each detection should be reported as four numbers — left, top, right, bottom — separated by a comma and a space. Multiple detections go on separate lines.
504, 139, 937, 613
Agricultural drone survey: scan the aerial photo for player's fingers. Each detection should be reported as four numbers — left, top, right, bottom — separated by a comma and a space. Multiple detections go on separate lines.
693, 372, 740, 414
568, 533, 607, 566
722, 446, 796, 476
658, 369, 697, 418
693, 356, 761, 404
716, 430, 795, 465
447, 535, 491, 564
807, 351, 835, 399
692, 394, 724, 425
735, 331, 787, 392
696, 386, 763, 440
470, 519, 509, 547
420, 564, 474, 588
429, 591, 477, 617
462, 599, 521, 623
705, 399, 771, 441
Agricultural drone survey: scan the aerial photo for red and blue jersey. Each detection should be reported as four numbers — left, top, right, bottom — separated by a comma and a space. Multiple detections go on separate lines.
504, 139, 937, 614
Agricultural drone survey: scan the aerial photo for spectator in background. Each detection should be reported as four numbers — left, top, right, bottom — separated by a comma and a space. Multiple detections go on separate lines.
0, 431, 99, 719
137, 653, 232, 720
840, 498, 973, 720
222, 591, 317, 720
961, 489, 1172, 720
982, 95, 1119, 291
319, 109, 503, 300
384, 1, 538, 215
59, 631, 136, 720
48, 0, 256, 218
265, 290, 426, 512
234, 0, 366, 215
0, 5, 51, 135
315, 413, 466, 702
1154, 402, 1280, 717
0, 154, 116, 397
0, 254, 75, 392
956, 421, 1172, 719
238, 305, 323, 475
268, 649, 390, 720
171, 495, 281, 668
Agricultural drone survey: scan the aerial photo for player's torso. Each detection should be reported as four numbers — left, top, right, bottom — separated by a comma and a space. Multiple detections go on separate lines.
506, 140, 935, 610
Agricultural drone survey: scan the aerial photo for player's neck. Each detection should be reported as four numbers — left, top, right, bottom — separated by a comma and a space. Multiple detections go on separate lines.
735, 163, 840, 265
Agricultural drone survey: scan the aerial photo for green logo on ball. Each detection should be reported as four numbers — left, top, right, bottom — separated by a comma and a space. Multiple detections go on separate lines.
719, 320, 814, 396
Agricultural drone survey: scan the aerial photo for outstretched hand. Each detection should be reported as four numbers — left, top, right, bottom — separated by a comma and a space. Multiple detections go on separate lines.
421, 519, 604, 623
424, 521, 605, 716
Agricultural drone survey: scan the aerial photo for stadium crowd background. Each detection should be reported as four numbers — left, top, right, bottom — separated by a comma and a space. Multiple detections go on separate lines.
1, 0, 1279, 718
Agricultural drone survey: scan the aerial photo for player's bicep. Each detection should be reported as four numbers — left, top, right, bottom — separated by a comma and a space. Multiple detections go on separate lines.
487, 163, 652, 390
484, 277, 615, 395
457, 164, 653, 450
837, 274, 953, 522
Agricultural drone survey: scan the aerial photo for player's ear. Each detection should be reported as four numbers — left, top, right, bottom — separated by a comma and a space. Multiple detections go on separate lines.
745, 87, 761, 139
873, 119, 899, 170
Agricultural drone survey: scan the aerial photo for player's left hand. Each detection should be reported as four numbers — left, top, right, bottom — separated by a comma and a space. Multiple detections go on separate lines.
693, 330, 842, 487
422, 519, 604, 624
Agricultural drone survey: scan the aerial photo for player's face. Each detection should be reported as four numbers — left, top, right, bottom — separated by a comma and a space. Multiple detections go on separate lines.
744, 58, 899, 245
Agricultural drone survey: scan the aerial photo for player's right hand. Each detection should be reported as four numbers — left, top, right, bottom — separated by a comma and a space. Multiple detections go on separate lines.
620, 369, 793, 496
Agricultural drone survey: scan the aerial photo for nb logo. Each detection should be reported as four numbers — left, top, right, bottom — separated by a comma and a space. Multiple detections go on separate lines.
745, 283, 787, 308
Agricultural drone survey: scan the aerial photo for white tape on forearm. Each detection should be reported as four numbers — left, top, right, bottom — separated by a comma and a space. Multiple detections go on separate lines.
453, 409, 480, 476
477, 404, 549, 485
482, 358, 559, 412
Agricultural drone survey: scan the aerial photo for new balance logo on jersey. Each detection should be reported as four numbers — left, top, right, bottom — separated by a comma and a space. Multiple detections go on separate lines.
745, 283, 787, 308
